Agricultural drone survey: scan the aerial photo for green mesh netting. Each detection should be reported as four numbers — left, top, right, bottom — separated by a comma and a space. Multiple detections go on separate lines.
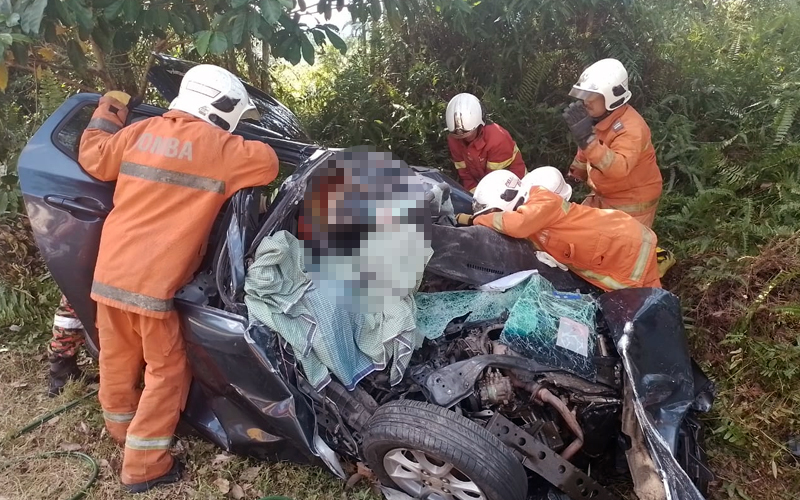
414, 273, 598, 378
500, 274, 598, 379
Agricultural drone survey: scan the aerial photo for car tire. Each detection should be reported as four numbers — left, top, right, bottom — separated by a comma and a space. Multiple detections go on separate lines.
362, 400, 528, 500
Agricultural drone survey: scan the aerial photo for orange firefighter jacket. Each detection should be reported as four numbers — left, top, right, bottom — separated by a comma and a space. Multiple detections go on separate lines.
473, 187, 661, 291
79, 96, 279, 318
448, 123, 526, 193
568, 104, 663, 227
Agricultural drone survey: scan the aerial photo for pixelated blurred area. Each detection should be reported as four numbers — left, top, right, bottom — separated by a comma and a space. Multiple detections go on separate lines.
300, 148, 433, 314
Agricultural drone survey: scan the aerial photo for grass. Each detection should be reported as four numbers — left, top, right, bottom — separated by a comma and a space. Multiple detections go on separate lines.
1, 218, 798, 500
0, 347, 380, 500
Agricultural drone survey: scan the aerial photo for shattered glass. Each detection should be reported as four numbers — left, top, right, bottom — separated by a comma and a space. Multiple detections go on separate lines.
414, 284, 526, 339
500, 274, 598, 379
414, 272, 599, 382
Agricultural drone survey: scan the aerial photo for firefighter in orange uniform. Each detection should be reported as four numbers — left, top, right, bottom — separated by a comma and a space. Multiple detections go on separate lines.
563, 58, 675, 275
78, 65, 279, 493
460, 169, 661, 291
446, 93, 526, 193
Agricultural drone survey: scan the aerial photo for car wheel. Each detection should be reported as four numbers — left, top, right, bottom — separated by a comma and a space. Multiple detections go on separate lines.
362, 400, 528, 500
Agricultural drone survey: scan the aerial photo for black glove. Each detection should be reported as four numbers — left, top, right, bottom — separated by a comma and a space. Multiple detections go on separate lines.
563, 101, 595, 149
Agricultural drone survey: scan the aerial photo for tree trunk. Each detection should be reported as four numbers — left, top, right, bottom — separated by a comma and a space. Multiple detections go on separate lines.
226, 50, 237, 74
260, 41, 271, 93
245, 38, 259, 84
114, 51, 140, 95
89, 37, 115, 90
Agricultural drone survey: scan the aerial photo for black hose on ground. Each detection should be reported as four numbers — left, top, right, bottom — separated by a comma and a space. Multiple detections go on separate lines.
1, 389, 297, 500
0, 389, 100, 500
2, 389, 98, 441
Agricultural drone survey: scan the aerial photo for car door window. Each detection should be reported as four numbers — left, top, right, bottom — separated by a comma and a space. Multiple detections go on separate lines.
54, 104, 97, 160
54, 104, 153, 161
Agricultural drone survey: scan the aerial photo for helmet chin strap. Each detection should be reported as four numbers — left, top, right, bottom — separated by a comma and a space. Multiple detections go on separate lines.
593, 111, 611, 124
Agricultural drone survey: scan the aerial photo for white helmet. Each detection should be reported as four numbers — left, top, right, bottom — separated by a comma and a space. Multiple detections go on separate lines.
569, 58, 632, 111
521, 166, 572, 201
169, 64, 260, 131
472, 170, 524, 215
446, 93, 485, 134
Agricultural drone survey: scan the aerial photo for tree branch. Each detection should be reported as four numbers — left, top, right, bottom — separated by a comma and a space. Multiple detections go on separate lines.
15, 57, 109, 83
7, 63, 96, 92
89, 37, 115, 90
135, 38, 183, 98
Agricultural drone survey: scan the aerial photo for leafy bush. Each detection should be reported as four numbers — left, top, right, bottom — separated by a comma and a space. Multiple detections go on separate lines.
274, 2, 800, 496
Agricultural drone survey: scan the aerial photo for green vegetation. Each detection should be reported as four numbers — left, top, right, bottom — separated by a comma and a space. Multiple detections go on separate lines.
1, 0, 799, 499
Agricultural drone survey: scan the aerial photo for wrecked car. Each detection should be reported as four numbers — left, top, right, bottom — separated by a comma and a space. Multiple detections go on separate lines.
18, 55, 714, 500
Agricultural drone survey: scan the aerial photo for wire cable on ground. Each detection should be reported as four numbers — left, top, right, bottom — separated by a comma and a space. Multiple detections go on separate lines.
0, 389, 100, 500
1, 389, 296, 500
2, 389, 99, 442
0, 451, 99, 500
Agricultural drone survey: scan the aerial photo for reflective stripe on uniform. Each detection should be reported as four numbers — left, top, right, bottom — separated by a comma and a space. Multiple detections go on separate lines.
570, 159, 588, 171
561, 199, 571, 214
87, 117, 122, 134
454, 161, 467, 170
595, 149, 616, 171
103, 410, 136, 423
608, 198, 659, 215
53, 315, 83, 330
92, 282, 174, 312
126, 434, 172, 450
491, 212, 504, 232
630, 225, 656, 282
487, 145, 520, 170
120, 162, 226, 194
574, 269, 628, 291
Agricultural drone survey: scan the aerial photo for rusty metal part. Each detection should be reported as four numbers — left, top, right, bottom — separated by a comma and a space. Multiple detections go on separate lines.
539, 372, 617, 396
478, 370, 514, 407
510, 377, 585, 461
486, 413, 619, 500
538, 387, 584, 461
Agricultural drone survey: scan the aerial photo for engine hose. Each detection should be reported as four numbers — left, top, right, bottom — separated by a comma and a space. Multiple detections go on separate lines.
0, 389, 100, 500
537, 387, 585, 461
510, 378, 585, 461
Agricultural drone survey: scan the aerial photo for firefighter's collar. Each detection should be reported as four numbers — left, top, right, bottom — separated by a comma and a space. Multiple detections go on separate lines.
594, 105, 629, 132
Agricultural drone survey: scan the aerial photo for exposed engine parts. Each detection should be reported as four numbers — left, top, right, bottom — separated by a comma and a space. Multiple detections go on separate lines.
424, 321, 616, 465
478, 370, 514, 406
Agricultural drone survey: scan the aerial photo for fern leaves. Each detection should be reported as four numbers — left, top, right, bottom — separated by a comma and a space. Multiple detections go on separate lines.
517, 52, 561, 105
773, 97, 799, 146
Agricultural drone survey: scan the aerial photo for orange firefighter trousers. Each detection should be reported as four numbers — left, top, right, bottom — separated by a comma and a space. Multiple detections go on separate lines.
581, 194, 657, 228
97, 303, 191, 485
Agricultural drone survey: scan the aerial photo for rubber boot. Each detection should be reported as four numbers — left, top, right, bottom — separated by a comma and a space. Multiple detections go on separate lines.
47, 356, 99, 398
124, 458, 184, 494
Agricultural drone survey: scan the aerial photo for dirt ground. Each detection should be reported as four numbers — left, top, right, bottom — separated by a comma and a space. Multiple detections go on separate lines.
0, 349, 380, 500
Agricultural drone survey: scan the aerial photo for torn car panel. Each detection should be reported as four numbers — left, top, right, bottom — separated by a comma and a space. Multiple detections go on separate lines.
599, 288, 714, 500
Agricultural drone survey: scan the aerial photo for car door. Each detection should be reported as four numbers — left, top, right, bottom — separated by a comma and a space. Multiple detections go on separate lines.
18, 94, 164, 354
